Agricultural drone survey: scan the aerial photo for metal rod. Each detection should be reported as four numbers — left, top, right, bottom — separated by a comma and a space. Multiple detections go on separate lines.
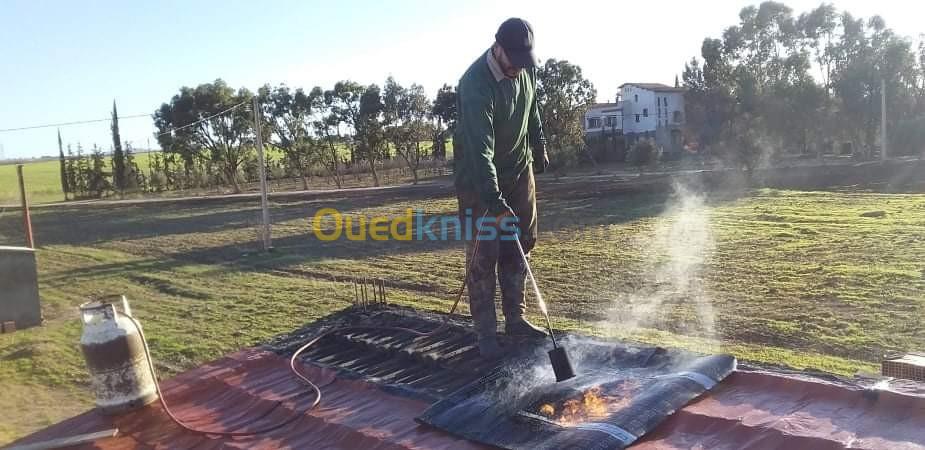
362, 278, 368, 310
16, 165, 34, 248
512, 235, 558, 349
353, 279, 359, 306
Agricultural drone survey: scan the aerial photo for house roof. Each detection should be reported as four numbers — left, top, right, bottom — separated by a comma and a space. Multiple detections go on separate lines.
620, 83, 686, 93
11, 306, 925, 450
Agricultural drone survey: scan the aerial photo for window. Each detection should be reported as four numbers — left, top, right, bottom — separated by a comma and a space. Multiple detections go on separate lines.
643, 108, 648, 118
635, 114, 640, 123
673, 110, 682, 123
663, 97, 668, 107
603, 115, 618, 128
634, 94, 638, 102
587, 117, 601, 128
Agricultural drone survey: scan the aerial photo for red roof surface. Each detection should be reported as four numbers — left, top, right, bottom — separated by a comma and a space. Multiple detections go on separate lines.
636, 370, 925, 449
11, 305, 925, 450
13, 347, 925, 449
10, 348, 486, 450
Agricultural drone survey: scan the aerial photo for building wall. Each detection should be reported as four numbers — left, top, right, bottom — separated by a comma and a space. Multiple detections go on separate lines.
621, 85, 660, 134
621, 86, 685, 154
585, 105, 623, 134
583, 85, 686, 156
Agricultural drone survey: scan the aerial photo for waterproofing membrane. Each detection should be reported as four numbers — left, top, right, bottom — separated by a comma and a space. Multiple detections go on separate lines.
417, 339, 736, 450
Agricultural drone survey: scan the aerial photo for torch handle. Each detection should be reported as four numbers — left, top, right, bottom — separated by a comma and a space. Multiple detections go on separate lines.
512, 234, 558, 349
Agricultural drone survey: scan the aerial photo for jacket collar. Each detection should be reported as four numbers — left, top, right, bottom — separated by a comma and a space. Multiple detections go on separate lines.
486, 48, 506, 83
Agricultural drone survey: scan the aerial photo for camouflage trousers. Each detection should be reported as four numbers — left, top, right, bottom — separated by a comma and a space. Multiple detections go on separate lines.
457, 167, 538, 337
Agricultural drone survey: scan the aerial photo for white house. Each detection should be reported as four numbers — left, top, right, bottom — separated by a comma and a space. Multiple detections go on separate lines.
585, 82, 686, 155
585, 102, 623, 134
621, 83, 686, 154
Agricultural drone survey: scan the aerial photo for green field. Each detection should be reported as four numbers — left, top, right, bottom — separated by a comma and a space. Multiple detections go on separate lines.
1, 143, 455, 206
1, 173, 924, 444
0, 160, 68, 205
0, 153, 154, 205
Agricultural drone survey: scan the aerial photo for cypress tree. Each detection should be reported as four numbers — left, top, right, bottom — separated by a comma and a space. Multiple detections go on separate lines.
58, 129, 69, 200
111, 100, 127, 195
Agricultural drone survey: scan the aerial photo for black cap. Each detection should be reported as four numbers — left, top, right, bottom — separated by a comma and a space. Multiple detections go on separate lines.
495, 18, 536, 69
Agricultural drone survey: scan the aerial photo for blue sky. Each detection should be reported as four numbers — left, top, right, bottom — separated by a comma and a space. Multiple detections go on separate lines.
1, 0, 921, 159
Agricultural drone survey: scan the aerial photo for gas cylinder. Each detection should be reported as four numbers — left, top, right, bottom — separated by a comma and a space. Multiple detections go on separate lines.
79, 295, 158, 414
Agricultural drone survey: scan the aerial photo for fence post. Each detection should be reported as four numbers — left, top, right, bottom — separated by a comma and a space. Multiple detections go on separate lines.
16, 164, 34, 248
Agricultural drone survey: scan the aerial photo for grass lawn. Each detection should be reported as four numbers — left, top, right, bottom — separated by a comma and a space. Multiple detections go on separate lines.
1, 174, 923, 444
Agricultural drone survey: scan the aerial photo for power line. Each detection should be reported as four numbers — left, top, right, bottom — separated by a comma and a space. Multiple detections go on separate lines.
0, 114, 150, 133
1, 100, 248, 144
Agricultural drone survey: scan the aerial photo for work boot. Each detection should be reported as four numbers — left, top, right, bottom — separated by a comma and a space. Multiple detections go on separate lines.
505, 318, 548, 339
478, 334, 505, 359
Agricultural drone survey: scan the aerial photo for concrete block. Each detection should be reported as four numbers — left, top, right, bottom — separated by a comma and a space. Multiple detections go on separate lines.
0, 246, 42, 330
883, 353, 925, 382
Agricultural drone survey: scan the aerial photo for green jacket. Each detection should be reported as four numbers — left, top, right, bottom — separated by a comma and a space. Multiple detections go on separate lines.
454, 50, 545, 214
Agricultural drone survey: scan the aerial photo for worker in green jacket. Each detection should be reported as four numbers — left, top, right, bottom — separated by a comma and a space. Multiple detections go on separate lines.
455, 18, 550, 358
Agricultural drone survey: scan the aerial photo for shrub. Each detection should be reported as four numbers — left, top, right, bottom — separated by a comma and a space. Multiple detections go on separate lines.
891, 117, 925, 157
625, 138, 661, 168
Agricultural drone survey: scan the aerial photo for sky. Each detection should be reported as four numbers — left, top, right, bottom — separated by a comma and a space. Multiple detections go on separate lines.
1, 0, 922, 160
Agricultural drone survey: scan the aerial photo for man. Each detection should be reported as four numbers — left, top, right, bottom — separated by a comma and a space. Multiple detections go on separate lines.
454, 18, 550, 358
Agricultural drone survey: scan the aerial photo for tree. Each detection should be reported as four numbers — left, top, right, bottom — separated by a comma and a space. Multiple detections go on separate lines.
797, 3, 838, 90
535, 58, 597, 170
356, 84, 386, 186
75, 143, 89, 197
324, 80, 365, 165
259, 84, 323, 189
154, 88, 201, 185
314, 90, 345, 188
88, 144, 110, 198
111, 100, 128, 196
65, 144, 78, 198
124, 141, 142, 190
383, 77, 431, 184
430, 84, 457, 160
685, 1, 925, 165
58, 129, 69, 201
154, 80, 254, 192
827, 13, 921, 158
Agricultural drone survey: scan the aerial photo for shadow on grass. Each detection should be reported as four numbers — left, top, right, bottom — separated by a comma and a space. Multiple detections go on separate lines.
40, 180, 702, 287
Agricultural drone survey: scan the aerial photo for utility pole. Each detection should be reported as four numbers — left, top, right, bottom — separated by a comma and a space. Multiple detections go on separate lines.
252, 96, 272, 252
16, 165, 34, 248
881, 78, 888, 161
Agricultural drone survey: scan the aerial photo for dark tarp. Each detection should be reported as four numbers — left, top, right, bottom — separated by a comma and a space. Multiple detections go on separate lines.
417, 337, 736, 449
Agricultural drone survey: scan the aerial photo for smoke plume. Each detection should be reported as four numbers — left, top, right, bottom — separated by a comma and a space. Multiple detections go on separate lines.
604, 182, 718, 351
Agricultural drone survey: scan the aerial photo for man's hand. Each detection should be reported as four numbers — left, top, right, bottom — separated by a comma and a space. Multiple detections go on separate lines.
487, 198, 516, 223
495, 204, 516, 221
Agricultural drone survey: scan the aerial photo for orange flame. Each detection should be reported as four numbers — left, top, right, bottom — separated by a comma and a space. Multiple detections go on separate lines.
539, 403, 555, 417
540, 384, 637, 426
